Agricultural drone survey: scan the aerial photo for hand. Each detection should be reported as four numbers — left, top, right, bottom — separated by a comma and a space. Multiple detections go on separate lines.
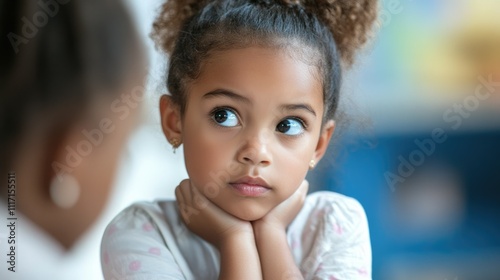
175, 179, 253, 248
253, 180, 309, 232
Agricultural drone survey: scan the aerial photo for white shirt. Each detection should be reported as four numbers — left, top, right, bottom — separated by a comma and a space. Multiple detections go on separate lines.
0, 201, 102, 280
0, 201, 71, 280
0, 200, 109, 280
101, 191, 372, 280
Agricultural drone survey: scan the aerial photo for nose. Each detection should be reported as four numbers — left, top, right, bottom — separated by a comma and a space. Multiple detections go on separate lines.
236, 132, 272, 167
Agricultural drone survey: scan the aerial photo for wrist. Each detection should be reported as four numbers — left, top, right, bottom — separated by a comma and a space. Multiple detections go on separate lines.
252, 220, 287, 242
218, 227, 255, 250
217, 229, 262, 280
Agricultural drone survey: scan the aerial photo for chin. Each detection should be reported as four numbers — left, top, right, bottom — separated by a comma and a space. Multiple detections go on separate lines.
229, 204, 269, 222
235, 212, 262, 222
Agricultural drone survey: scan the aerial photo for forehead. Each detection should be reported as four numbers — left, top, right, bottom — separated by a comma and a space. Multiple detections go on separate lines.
192, 47, 323, 106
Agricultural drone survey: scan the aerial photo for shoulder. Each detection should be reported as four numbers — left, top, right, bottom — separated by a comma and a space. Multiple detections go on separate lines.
292, 191, 371, 279
100, 200, 188, 279
292, 192, 372, 279
291, 191, 370, 251
100, 199, 184, 255
104, 200, 177, 232
291, 191, 369, 242
304, 191, 368, 224
305, 191, 365, 210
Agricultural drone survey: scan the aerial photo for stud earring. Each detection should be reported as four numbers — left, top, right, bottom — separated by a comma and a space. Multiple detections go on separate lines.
169, 138, 181, 154
50, 173, 80, 209
309, 159, 316, 170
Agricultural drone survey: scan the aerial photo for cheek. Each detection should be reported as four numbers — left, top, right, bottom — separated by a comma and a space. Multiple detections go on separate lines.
182, 120, 232, 190
274, 154, 310, 197
272, 137, 316, 196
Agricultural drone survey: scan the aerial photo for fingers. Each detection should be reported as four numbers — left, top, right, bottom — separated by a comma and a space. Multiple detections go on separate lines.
289, 180, 308, 200
298, 180, 309, 196
301, 179, 309, 190
286, 180, 309, 214
174, 179, 187, 204
175, 181, 187, 222
176, 179, 199, 224
190, 181, 210, 209
185, 179, 194, 203
177, 179, 210, 213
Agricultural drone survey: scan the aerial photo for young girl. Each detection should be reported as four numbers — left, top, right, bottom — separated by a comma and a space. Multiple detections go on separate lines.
101, 0, 377, 279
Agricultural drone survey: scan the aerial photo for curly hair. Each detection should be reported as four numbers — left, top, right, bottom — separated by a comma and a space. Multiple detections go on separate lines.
151, 0, 378, 121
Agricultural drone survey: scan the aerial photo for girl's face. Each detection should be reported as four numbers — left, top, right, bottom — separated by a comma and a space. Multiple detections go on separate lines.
164, 47, 334, 221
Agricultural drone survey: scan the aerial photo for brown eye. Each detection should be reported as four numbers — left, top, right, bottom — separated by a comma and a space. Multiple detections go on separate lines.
276, 118, 304, 135
211, 109, 238, 127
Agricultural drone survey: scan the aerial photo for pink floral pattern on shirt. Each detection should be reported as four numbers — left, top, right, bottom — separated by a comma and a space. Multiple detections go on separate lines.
101, 191, 372, 279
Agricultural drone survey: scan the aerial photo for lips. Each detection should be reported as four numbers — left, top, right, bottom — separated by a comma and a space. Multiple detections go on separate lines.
228, 176, 271, 197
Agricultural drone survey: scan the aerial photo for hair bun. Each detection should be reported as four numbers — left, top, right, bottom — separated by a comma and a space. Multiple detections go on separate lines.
152, 0, 206, 54
153, 0, 378, 66
294, 0, 379, 66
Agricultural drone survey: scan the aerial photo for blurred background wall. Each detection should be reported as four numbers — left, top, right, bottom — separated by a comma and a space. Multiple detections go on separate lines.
308, 0, 500, 279
36, 0, 499, 279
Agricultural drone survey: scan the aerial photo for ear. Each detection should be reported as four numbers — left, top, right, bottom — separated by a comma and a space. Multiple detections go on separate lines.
159, 94, 183, 143
312, 120, 335, 165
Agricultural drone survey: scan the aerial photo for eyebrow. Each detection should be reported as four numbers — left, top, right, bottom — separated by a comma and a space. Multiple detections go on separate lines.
202, 88, 316, 117
280, 103, 317, 117
202, 89, 251, 104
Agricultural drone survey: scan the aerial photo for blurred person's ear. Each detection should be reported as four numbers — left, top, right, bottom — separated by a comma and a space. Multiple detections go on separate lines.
160, 94, 183, 144
41, 100, 140, 248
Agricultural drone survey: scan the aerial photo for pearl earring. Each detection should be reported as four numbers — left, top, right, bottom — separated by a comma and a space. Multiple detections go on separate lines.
309, 159, 316, 169
169, 138, 181, 154
50, 173, 80, 209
